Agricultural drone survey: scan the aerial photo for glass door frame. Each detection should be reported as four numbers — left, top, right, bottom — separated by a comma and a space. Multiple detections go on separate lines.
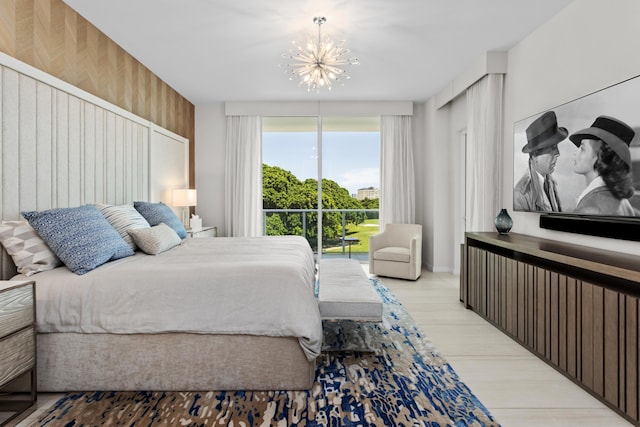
262, 115, 380, 259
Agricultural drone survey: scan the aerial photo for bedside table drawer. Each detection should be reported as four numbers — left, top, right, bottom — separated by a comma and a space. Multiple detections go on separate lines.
0, 328, 35, 387
187, 226, 217, 238
0, 285, 34, 339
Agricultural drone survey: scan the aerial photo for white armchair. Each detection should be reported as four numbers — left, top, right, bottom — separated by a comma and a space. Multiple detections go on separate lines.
369, 224, 422, 280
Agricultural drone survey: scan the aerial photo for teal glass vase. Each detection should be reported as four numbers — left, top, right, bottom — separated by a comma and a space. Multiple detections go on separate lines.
495, 208, 513, 234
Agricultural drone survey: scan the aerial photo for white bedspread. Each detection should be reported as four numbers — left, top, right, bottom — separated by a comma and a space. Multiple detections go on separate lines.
22, 236, 322, 360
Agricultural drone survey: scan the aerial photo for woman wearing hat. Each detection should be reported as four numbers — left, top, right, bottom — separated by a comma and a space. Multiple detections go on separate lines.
570, 115, 637, 216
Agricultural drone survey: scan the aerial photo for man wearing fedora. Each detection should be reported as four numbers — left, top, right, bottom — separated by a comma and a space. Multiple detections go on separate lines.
514, 111, 568, 212
570, 115, 637, 216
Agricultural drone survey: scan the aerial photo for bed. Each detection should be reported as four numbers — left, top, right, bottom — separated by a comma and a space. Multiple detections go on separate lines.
6, 235, 321, 391
0, 53, 320, 391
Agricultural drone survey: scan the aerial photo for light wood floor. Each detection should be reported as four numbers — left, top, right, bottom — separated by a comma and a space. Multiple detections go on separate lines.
381, 269, 634, 427
14, 269, 636, 427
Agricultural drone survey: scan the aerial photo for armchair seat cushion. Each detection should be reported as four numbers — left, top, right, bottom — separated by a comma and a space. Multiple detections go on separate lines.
373, 247, 411, 263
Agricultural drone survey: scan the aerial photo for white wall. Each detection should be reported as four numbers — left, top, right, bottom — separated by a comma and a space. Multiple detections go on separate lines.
194, 0, 640, 264
504, 0, 640, 256
418, 90, 467, 274
195, 103, 227, 235
420, 0, 640, 273
448, 95, 468, 274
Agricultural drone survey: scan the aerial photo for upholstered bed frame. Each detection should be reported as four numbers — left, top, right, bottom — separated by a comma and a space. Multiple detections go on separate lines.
0, 52, 315, 391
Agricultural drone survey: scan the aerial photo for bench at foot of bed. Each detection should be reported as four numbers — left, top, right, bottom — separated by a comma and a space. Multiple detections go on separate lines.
318, 259, 383, 352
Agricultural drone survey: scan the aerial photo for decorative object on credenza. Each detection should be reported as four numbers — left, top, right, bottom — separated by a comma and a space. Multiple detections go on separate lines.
495, 208, 513, 234
280, 17, 359, 93
171, 189, 197, 228
513, 74, 640, 241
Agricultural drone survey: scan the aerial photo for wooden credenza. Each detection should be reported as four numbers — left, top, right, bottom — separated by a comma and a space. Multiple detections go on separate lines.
462, 232, 640, 426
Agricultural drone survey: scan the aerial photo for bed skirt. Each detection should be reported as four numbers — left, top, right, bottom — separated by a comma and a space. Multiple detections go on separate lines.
37, 332, 316, 391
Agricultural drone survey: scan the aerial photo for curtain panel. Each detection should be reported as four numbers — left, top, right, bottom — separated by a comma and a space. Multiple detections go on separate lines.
224, 116, 263, 237
380, 115, 416, 228
465, 74, 504, 232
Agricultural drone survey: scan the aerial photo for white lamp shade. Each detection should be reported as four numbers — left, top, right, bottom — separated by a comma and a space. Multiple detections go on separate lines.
172, 189, 197, 207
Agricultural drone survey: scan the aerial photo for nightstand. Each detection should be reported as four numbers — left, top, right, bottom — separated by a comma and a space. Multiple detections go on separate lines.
0, 281, 36, 427
186, 226, 217, 238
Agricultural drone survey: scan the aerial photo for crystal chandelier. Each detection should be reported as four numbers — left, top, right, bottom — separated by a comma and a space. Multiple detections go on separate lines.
281, 17, 359, 93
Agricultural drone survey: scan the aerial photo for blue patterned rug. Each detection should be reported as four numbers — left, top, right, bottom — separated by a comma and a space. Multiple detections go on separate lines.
31, 279, 500, 426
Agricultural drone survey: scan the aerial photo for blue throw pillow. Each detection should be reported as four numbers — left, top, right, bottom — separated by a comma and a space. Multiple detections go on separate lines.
21, 205, 134, 275
133, 201, 187, 239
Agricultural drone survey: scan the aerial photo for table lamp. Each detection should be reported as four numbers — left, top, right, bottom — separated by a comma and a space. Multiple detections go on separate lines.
172, 189, 197, 228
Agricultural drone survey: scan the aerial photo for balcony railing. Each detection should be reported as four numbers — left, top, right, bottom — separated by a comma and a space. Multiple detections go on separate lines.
262, 208, 379, 258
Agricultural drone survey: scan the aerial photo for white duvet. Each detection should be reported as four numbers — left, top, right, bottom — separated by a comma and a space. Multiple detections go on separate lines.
21, 236, 322, 360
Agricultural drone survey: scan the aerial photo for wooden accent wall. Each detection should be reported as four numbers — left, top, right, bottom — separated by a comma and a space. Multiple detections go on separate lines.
463, 232, 640, 426
0, 0, 195, 185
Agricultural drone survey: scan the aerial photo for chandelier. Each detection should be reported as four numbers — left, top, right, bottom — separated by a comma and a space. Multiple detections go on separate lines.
281, 17, 359, 93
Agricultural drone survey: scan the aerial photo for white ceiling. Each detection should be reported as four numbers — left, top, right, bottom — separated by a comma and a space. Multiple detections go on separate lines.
63, 0, 572, 105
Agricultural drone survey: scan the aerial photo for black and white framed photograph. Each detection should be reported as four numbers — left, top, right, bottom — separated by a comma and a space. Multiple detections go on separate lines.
513, 75, 640, 218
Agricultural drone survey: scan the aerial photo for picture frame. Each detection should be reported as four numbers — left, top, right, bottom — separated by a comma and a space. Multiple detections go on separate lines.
513, 75, 640, 217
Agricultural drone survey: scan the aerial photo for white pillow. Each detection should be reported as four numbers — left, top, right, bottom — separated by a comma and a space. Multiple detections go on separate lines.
95, 203, 150, 251
128, 223, 182, 255
0, 220, 62, 276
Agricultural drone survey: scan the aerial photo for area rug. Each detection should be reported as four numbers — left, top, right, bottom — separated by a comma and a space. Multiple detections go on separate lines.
30, 279, 500, 427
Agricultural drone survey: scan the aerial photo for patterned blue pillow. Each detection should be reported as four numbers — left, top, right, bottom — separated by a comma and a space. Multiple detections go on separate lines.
133, 201, 187, 239
21, 205, 134, 275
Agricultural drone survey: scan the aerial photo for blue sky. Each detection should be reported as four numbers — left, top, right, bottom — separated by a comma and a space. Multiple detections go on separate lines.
262, 131, 380, 196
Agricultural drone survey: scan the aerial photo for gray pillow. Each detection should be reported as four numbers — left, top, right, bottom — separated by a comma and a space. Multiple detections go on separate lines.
0, 221, 62, 276
95, 203, 150, 251
128, 223, 182, 255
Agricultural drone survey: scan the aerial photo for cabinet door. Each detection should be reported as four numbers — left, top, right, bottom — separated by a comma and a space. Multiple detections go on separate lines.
484, 252, 503, 327
516, 260, 526, 343
0, 328, 35, 387
549, 272, 560, 367
505, 257, 518, 337
566, 277, 580, 380
624, 295, 638, 421
603, 289, 619, 409
581, 281, 596, 392
535, 266, 547, 358
459, 244, 467, 304
524, 264, 536, 351
467, 247, 487, 314
0, 285, 34, 339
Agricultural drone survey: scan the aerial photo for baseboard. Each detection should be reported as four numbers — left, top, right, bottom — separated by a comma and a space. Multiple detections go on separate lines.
425, 263, 453, 273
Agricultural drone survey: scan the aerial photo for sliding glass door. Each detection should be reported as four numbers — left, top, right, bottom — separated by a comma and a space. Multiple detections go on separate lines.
262, 116, 380, 260
262, 117, 319, 250
320, 117, 380, 260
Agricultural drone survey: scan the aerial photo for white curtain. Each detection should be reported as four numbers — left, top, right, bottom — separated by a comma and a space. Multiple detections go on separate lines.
380, 115, 415, 228
465, 74, 504, 231
224, 116, 263, 237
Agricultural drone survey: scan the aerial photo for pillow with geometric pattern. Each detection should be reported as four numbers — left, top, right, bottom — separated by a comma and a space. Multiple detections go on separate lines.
0, 220, 62, 276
